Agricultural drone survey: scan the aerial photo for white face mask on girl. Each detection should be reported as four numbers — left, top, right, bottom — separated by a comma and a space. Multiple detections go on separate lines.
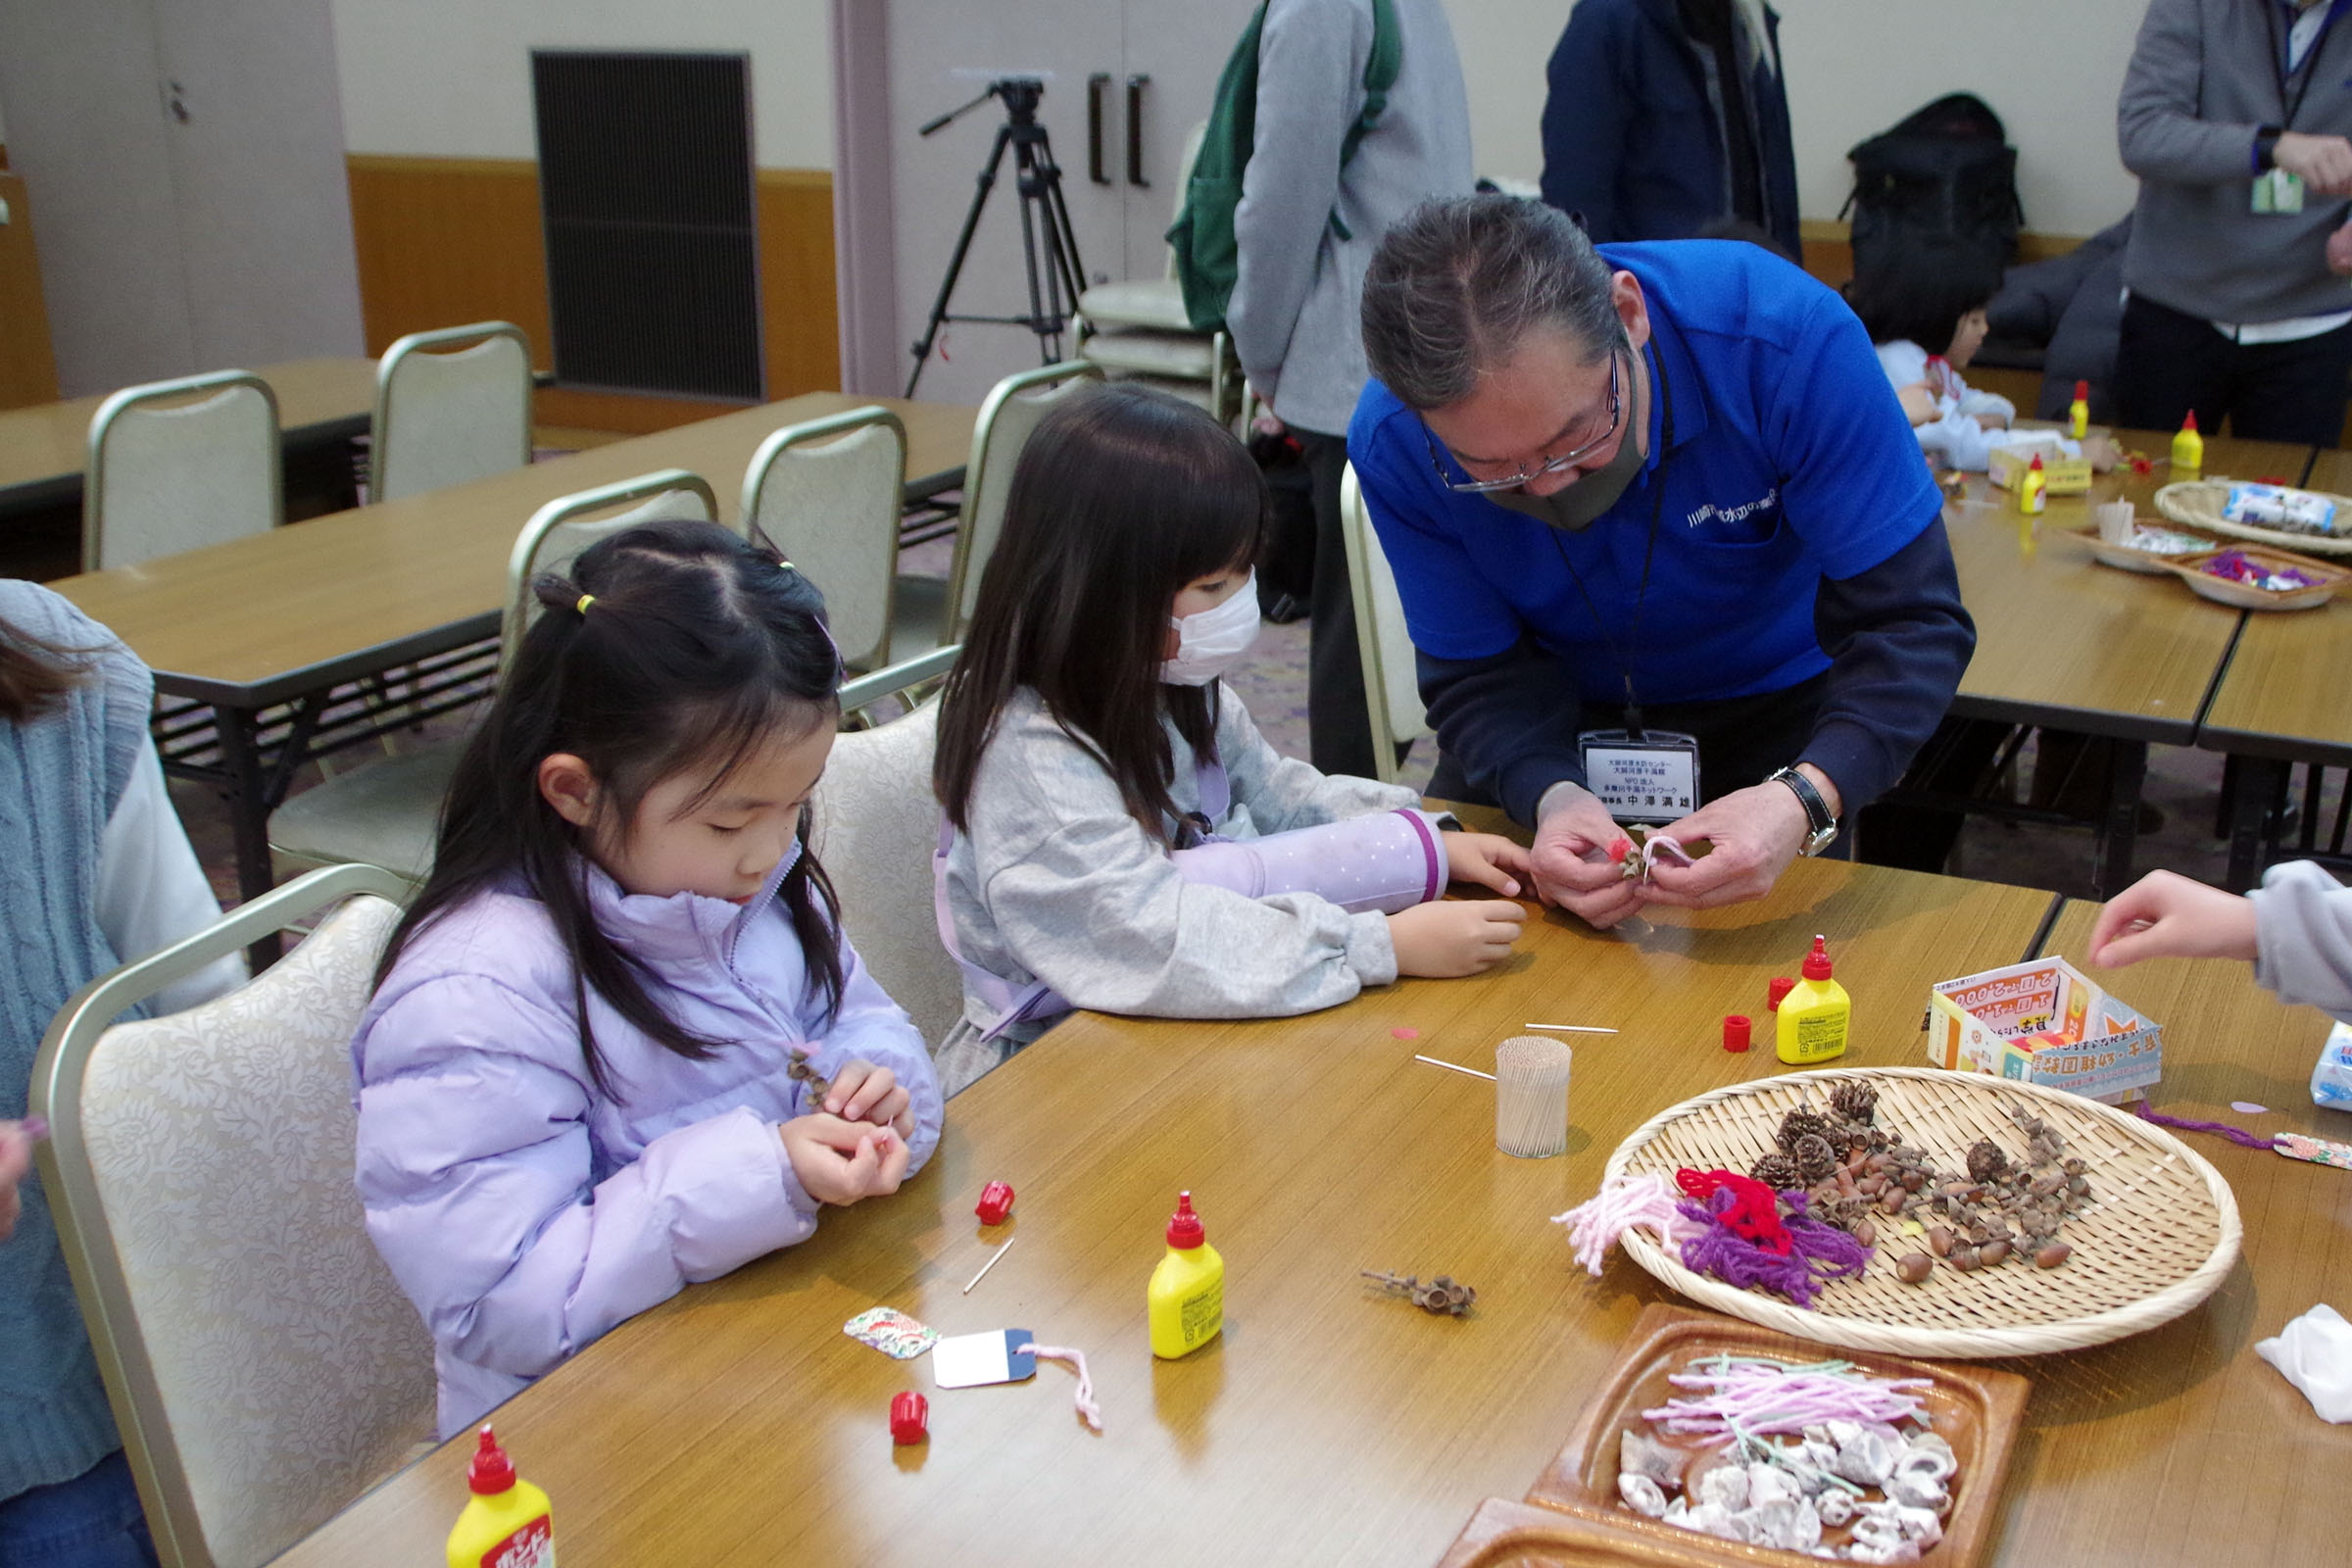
1159, 570, 1262, 687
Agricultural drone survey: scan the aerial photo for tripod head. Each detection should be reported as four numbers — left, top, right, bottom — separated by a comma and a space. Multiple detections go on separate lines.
919, 76, 1047, 137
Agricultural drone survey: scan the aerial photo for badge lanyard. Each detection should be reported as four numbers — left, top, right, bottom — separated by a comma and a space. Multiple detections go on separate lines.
2255, 0, 2347, 212
1550, 337, 1675, 741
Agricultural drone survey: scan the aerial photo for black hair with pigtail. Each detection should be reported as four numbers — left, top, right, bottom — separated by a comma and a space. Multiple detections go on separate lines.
373, 517, 847, 1097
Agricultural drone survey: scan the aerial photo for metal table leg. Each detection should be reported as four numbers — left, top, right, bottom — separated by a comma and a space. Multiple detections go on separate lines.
2089, 738, 2148, 901
209, 702, 284, 965
2225, 756, 2287, 893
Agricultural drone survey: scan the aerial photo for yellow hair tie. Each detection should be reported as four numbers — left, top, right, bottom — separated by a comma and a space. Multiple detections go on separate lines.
575, 594, 596, 614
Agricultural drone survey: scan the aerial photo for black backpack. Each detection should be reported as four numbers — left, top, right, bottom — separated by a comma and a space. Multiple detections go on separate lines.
1841, 94, 2023, 281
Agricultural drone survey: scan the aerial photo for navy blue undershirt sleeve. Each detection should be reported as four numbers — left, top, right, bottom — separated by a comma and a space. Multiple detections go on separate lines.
1417, 636, 1591, 827
1797, 514, 1976, 813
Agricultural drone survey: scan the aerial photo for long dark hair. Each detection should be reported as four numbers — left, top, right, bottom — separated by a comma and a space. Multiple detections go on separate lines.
935, 382, 1266, 842
0, 610, 92, 722
375, 519, 847, 1096
1847, 233, 2002, 356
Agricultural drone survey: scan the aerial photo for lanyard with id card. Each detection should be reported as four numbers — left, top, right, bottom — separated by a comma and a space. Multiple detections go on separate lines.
1579, 728, 1698, 825
2255, 167, 2307, 214
2259, 0, 2342, 215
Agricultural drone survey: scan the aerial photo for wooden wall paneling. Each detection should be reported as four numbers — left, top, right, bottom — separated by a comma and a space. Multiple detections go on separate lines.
757, 169, 840, 400
0, 172, 61, 411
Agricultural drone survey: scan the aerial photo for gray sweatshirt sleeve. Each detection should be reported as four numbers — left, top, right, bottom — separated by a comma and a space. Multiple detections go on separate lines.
2118, 0, 2262, 185
1215, 683, 1421, 832
2250, 860, 2352, 1021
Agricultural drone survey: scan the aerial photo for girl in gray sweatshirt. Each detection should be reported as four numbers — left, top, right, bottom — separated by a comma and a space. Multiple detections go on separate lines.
2091, 863, 2352, 1019
930, 384, 1530, 1095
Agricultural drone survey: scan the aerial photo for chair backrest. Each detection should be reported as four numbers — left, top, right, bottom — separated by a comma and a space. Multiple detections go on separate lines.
943, 361, 1104, 640
1339, 462, 1431, 783
29, 864, 434, 1568
369, 321, 534, 503
815, 648, 964, 1049
501, 468, 723, 667
742, 406, 908, 672
1162, 122, 1209, 276
84, 370, 281, 571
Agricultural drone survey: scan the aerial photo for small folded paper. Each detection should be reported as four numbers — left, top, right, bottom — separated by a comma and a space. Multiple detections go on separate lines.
2255, 1302, 2352, 1423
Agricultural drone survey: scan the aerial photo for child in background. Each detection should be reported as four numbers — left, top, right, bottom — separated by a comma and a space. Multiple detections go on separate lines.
931, 384, 1530, 1095
2090, 863, 2352, 1021
355, 521, 942, 1439
1850, 236, 2119, 473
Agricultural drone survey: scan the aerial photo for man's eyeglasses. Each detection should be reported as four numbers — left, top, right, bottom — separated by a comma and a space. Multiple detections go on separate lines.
1422, 348, 1624, 495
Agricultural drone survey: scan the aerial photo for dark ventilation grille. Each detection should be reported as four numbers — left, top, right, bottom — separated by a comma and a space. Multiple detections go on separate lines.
532, 50, 763, 402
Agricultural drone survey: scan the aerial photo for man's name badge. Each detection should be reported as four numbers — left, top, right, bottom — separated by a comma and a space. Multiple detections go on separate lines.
2254, 168, 2307, 214
1578, 729, 1698, 825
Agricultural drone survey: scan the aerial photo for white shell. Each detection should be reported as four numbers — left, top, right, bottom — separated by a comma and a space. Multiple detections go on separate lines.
1815, 1489, 1859, 1526
1696, 1463, 1751, 1512
1834, 1429, 1900, 1487
1885, 1467, 1949, 1511
1748, 1462, 1803, 1509
1743, 1497, 1823, 1552
1682, 1502, 1740, 1541
1618, 1473, 1669, 1518
1893, 1505, 1945, 1547
1620, 1430, 1687, 1490
1896, 1435, 1957, 1482
1844, 1540, 1923, 1565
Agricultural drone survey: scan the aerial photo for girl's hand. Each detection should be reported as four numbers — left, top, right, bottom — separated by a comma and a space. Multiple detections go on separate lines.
0, 1121, 34, 1245
1388, 899, 1526, 977
1895, 382, 1936, 427
780, 1114, 912, 1205
1444, 831, 1528, 897
2083, 433, 2122, 472
823, 1059, 914, 1139
2087, 870, 2258, 969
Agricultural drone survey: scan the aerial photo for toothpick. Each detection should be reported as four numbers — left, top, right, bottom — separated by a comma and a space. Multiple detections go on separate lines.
962, 1235, 1017, 1295
1414, 1054, 1497, 1081
1525, 1023, 1618, 1034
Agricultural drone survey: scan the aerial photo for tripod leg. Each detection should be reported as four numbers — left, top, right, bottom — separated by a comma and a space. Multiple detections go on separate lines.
1035, 153, 1090, 346
907, 123, 1016, 397
1011, 139, 1054, 367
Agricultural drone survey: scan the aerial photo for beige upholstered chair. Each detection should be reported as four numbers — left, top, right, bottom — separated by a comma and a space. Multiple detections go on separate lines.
1340, 463, 1432, 784
28, 863, 434, 1568
942, 361, 1104, 641
814, 646, 963, 1048
83, 369, 281, 570
269, 470, 721, 884
368, 321, 533, 503
741, 406, 927, 672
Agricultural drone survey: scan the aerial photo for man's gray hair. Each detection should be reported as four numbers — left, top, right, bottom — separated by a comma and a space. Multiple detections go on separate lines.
1361, 194, 1619, 412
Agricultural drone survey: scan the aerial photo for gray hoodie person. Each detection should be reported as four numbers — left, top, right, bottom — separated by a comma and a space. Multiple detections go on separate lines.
2251, 860, 2352, 1020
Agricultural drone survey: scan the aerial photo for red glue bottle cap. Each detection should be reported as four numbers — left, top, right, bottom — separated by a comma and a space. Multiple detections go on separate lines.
466, 1426, 516, 1495
1767, 976, 1795, 1011
2028, 454, 2043, 471
1166, 1191, 1204, 1250
2074, 379, 2088, 400
2182, 411, 2199, 432
1802, 935, 1834, 982
1723, 1014, 1752, 1053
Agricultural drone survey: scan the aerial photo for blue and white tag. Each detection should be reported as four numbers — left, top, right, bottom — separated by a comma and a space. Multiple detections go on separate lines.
931, 1329, 1038, 1389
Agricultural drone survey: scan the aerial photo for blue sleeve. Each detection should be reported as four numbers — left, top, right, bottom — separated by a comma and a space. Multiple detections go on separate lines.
1540, 2, 1628, 237
1417, 641, 1592, 825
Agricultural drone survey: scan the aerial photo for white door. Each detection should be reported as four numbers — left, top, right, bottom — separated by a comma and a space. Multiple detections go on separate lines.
1117, 2, 1257, 270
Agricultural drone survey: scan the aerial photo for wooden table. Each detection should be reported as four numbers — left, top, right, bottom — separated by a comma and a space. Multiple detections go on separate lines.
50, 392, 975, 904
1994, 901, 2352, 1562
2197, 590, 2352, 886
0, 357, 381, 526
267, 857, 2063, 1568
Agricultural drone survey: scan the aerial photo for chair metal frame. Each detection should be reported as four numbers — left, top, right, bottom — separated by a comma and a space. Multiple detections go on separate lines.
28, 862, 415, 1568
501, 468, 722, 664
368, 320, 534, 502
740, 405, 909, 672
837, 642, 959, 728
1339, 461, 1430, 785
83, 369, 282, 572
941, 360, 1104, 641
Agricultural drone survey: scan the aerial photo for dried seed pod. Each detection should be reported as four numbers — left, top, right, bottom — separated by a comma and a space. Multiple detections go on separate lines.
1831, 1080, 1880, 1126
1900, 1169, 1928, 1192
1977, 1238, 2011, 1267
1778, 1107, 1841, 1155
1927, 1226, 1953, 1257
1792, 1133, 1838, 1185
1851, 1218, 1878, 1250
1947, 1246, 1981, 1272
1750, 1152, 1804, 1191
1966, 1140, 2010, 1183
2034, 1242, 2072, 1268
1896, 1251, 1935, 1284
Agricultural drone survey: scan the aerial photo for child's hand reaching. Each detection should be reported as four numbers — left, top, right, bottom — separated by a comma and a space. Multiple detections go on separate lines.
821, 1058, 914, 1140
1389, 899, 1526, 977
2087, 869, 2257, 970
780, 1113, 912, 1205
1444, 831, 1528, 898
2082, 433, 2122, 472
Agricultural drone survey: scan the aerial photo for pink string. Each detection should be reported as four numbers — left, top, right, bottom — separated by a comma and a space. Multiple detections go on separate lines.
1553, 1174, 1696, 1275
1016, 1343, 1102, 1432
2134, 1102, 2274, 1151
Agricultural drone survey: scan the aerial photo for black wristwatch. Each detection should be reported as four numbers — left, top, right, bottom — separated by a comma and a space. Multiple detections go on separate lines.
1767, 766, 1838, 858
2257, 124, 2285, 173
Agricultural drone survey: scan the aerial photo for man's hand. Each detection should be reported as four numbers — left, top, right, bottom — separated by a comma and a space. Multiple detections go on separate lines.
2328, 220, 2352, 277
2275, 131, 2352, 196
1529, 783, 1646, 929
1640, 766, 1840, 910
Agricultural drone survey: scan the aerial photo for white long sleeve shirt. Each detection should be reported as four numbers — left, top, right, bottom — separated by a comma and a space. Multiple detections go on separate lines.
97, 739, 245, 1013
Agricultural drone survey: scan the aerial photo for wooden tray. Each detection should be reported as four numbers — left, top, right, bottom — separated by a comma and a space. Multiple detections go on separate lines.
2154, 478, 2352, 556
2066, 522, 2223, 574
2161, 544, 2346, 611
1435, 1496, 1735, 1567
1600, 1067, 2241, 1357
1524, 1304, 2029, 1568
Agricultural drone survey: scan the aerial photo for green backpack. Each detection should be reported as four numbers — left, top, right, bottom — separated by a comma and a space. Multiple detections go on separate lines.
1165, 0, 1401, 334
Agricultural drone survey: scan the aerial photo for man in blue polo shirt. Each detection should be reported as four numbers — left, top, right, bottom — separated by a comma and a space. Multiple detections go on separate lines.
1350, 195, 1973, 928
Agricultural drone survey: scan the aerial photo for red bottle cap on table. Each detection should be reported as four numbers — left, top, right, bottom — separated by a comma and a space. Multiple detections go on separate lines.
466, 1427, 516, 1495
1767, 976, 1795, 1011
1723, 1015, 1751, 1054
1166, 1191, 1205, 1249
1802, 935, 1835, 982
890, 1390, 929, 1446
975, 1181, 1015, 1226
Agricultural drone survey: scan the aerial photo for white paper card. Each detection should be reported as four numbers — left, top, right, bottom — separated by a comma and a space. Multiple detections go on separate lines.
931, 1329, 1037, 1389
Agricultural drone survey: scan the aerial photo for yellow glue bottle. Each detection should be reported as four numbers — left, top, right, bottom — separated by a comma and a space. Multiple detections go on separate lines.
447, 1426, 554, 1568
1148, 1191, 1225, 1358
2068, 379, 2090, 439
2016, 453, 2047, 515
2173, 411, 2203, 475
1775, 935, 1852, 1066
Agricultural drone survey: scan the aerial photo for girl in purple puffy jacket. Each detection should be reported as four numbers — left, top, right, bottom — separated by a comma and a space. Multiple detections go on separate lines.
353, 519, 943, 1437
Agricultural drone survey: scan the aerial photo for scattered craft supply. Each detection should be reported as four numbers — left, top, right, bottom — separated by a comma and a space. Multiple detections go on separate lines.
1361, 1269, 1477, 1316
1676, 1174, 1872, 1307
2201, 547, 2323, 591
1642, 1353, 1933, 1440
1615, 830, 1706, 884
1767, 976, 1795, 1012
2135, 1102, 2352, 1170
1526, 1023, 1618, 1034
785, 1049, 831, 1105
975, 1180, 1016, 1226
1414, 1054, 1496, 1082
2255, 1304, 2352, 1423
890, 1390, 929, 1446
1015, 1342, 1103, 1431
1495, 1036, 1574, 1158
931, 1329, 1038, 1389
1149, 1191, 1226, 1358
1554, 1173, 1695, 1277
962, 1235, 1017, 1295
2231, 1102, 2271, 1115
1723, 1014, 1752, 1054
844, 1306, 939, 1360
1391, 1026, 1421, 1041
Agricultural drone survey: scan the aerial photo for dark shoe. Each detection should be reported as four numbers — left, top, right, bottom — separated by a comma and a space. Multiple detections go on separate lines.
1261, 592, 1308, 625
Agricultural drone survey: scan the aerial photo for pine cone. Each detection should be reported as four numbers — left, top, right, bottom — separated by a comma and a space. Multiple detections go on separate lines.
1777, 1107, 1840, 1154
1966, 1139, 2010, 1183
1792, 1132, 1838, 1185
1750, 1152, 1803, 1191
1830, 1081, 1879, 1126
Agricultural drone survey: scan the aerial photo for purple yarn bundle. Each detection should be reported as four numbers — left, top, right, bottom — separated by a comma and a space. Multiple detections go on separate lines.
1677, 1188, 1873, 1307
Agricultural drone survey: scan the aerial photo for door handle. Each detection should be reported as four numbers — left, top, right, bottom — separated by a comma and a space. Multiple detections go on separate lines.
1088, 73, 1111, 185
1126, 74, 1151, 187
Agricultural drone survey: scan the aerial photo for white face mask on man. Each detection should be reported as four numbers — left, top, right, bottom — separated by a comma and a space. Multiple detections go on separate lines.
1159, 569, 1262, 686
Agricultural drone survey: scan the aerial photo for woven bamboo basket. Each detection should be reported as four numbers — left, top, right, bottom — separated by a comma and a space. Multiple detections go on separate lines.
1601, 1067, 2241, 1358
2153, 479, 2352, 556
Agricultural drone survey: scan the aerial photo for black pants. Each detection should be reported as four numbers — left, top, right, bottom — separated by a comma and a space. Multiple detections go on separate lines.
2113, 293, 2352, 447
1295, 427, 1383, 778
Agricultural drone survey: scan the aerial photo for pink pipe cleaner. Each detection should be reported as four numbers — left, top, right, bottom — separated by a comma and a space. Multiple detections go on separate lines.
1642, 1356, 1933, 1441
1552, 1174, 1698, 1276
1015, 1342, 1102, 1432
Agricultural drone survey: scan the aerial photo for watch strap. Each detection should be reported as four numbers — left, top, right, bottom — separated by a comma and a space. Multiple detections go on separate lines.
1768, 766, 1837, 855
2257, 124, 2285, 173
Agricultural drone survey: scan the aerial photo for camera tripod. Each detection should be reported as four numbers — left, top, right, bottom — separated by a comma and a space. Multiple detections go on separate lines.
906, 77, 1088, 397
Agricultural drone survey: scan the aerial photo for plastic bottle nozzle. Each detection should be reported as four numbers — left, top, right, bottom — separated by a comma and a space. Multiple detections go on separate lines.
2182, 411, 2199, 433
2074, 379, 2088, 401
2028, 454, 2044, 471
1802, 935, 1834, 982
1166, 1191, 1204, 1249
467, 1426, 516, 1495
